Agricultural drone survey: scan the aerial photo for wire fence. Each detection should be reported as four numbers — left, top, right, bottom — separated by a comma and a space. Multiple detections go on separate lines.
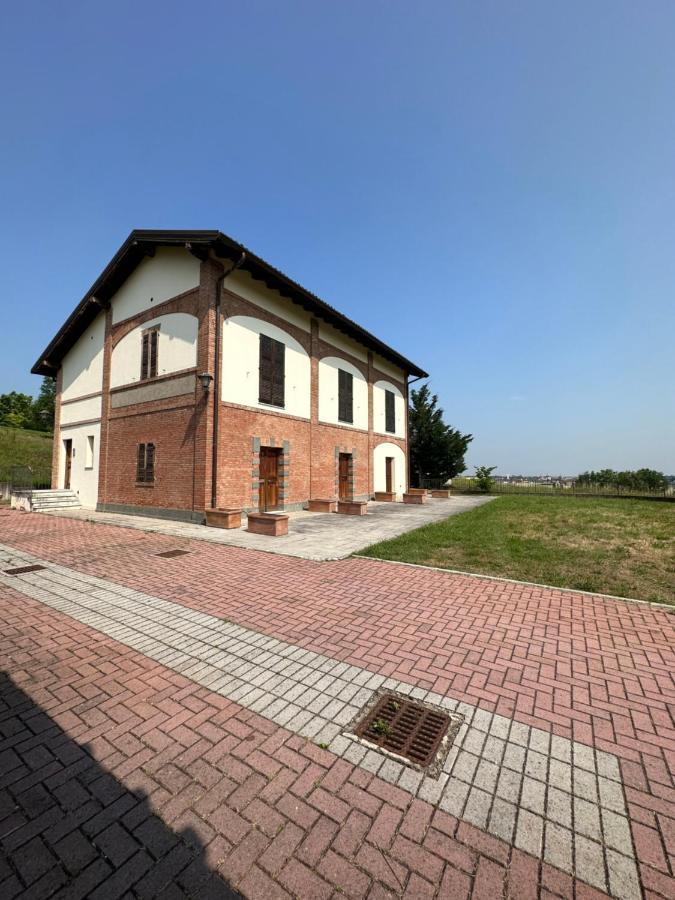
420, 477, 674, 501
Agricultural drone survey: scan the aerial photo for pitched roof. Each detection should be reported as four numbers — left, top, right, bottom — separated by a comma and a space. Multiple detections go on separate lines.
32, 229, 427, 378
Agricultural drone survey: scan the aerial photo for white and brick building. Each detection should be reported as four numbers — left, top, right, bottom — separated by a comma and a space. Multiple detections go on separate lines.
33, 230, 426, 521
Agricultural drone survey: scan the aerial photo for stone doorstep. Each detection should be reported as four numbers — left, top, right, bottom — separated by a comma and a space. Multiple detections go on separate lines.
246, 511, 289, 536
374, 491, 397, 502
337, 500, 368, 516
307, 498, 338, 513
204, 508, 242, 529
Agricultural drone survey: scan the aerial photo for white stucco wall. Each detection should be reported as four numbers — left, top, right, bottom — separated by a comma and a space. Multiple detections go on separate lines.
318, 322, 368, 363
227, 270, 311, 333
221, 315, 311, 418
61, 314, 105, 402
58, 422, 101, 509
110, 313, 198, 388
318, 356, 368, 430
373, 442, 407, 498
60, 395, 102, 425
373, 352, 405, 384
373, 380, 405, 439
111, 247, 200, 324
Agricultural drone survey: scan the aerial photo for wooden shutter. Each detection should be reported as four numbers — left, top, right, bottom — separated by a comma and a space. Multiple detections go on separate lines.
145, 443, 155, 483
385, 390, 395, 433
259, 334, 285, 407
136, 444, 146, 482
149, 330, 158, 378
338, 369, 353, 423
141, 333, 149, 380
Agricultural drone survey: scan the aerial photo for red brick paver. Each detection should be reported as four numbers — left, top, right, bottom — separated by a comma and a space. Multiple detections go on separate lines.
1, 510, 674, 898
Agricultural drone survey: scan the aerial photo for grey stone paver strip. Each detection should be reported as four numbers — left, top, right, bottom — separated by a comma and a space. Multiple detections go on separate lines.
0, 541, 640, 894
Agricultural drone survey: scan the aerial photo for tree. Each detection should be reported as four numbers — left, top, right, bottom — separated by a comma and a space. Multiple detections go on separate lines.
474, 465, 497, 493
408, 384, 473, 487
30, 377, 56, 431
0, 391, 33, 428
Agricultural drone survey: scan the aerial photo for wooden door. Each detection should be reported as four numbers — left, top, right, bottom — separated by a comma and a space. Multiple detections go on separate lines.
259, 447, 281, 511
385, 457, 394, 493
64, 440, 73, 490
338, 453, 351, 500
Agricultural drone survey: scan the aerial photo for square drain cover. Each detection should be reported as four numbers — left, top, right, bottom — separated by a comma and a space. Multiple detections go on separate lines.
155, 549, 191, 559
355, 692, 451, 767
4, 564, 46, 575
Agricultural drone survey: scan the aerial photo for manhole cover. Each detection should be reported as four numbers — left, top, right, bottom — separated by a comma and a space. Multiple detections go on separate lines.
155, 549, 191, 559
354, 692, 451, 767
3, 564, 46, 575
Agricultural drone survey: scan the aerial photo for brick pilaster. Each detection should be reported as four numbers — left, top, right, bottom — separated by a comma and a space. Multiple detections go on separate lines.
51, 369, 62, 489
194, 257, 224, 512
97, 307, 113, 505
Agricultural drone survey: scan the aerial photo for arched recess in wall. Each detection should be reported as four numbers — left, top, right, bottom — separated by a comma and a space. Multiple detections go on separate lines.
373, 442, 406, 498
318, 356, 368, 429
221, 315, 311, 418
373, 379, 405, 439
110, 313, 198, 388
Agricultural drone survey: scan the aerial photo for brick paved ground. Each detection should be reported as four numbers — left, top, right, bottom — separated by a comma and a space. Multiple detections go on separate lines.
0, 510, 673, 899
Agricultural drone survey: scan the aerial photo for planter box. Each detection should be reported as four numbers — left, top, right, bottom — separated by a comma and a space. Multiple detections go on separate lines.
247, 512, 289, 536
430, 489, 452, 499
308, 498, 338, 513
403, 492, 427, 505
407, 488, 429, 496
374, 491, 396, 502
205, 508, 241, 529
337, 500, 368, 516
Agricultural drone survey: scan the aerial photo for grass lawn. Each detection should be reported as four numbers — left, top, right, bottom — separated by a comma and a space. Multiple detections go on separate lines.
0, 425, 53, 476
359, 495, 675, 605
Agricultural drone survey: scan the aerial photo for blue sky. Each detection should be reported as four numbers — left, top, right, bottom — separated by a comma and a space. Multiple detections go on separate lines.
1, 0, 673, 474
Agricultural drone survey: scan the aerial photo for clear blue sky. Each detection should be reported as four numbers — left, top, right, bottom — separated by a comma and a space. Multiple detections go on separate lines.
1, 0, 673, 474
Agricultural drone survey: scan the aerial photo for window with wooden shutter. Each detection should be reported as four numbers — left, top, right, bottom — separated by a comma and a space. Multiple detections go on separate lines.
136, 443, 156, 484
259, 334, 285, 407
338, 369, 353, 423
141, 329, 159, 380
385, 389, 396, 433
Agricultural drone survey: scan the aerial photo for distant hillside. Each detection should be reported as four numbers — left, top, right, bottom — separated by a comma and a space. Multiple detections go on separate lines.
0, 426, 53, 478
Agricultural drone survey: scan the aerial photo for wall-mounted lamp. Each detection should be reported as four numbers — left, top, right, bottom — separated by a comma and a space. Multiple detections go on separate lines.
199, 372, 214, 393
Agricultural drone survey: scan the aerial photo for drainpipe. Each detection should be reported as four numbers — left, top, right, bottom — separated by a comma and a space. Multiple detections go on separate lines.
405, 373, 425, 491
211, 252, 246, 510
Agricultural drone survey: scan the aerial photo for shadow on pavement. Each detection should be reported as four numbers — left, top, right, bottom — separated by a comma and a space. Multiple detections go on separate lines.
0, 671, 242, 899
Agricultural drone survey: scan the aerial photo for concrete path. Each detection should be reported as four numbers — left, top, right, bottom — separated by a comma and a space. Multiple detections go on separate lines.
40, 495, 493, 560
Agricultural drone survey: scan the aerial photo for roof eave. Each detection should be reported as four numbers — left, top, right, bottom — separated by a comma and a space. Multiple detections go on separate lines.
32, 230, 428, 379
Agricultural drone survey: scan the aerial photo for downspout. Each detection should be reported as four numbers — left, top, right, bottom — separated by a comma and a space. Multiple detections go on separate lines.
405, 373, 425, 490
211, 252, 246, 510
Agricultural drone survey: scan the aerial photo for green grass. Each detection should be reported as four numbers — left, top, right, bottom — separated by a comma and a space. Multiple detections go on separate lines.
0, 425, 53, 477
359, 495, 675, 605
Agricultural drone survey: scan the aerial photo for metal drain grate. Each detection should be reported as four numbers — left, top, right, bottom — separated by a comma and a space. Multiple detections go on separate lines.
3, 564, 46, 576
155, 549, 191, 559
355, 693, 451, 767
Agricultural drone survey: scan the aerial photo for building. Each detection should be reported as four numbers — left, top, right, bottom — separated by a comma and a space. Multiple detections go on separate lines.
32, 230, 427, 521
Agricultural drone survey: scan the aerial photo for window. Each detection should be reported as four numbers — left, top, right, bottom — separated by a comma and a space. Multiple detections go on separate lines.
141, 328, 159, 380
85, 435, 94, 469
338, 369, 353, 423
385, 390, 396, 433
258, 334, 285, 407
136, 443, 155, 484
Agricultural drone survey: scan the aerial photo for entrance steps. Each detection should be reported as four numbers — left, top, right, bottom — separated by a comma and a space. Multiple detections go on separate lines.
26, 490, 82, 512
